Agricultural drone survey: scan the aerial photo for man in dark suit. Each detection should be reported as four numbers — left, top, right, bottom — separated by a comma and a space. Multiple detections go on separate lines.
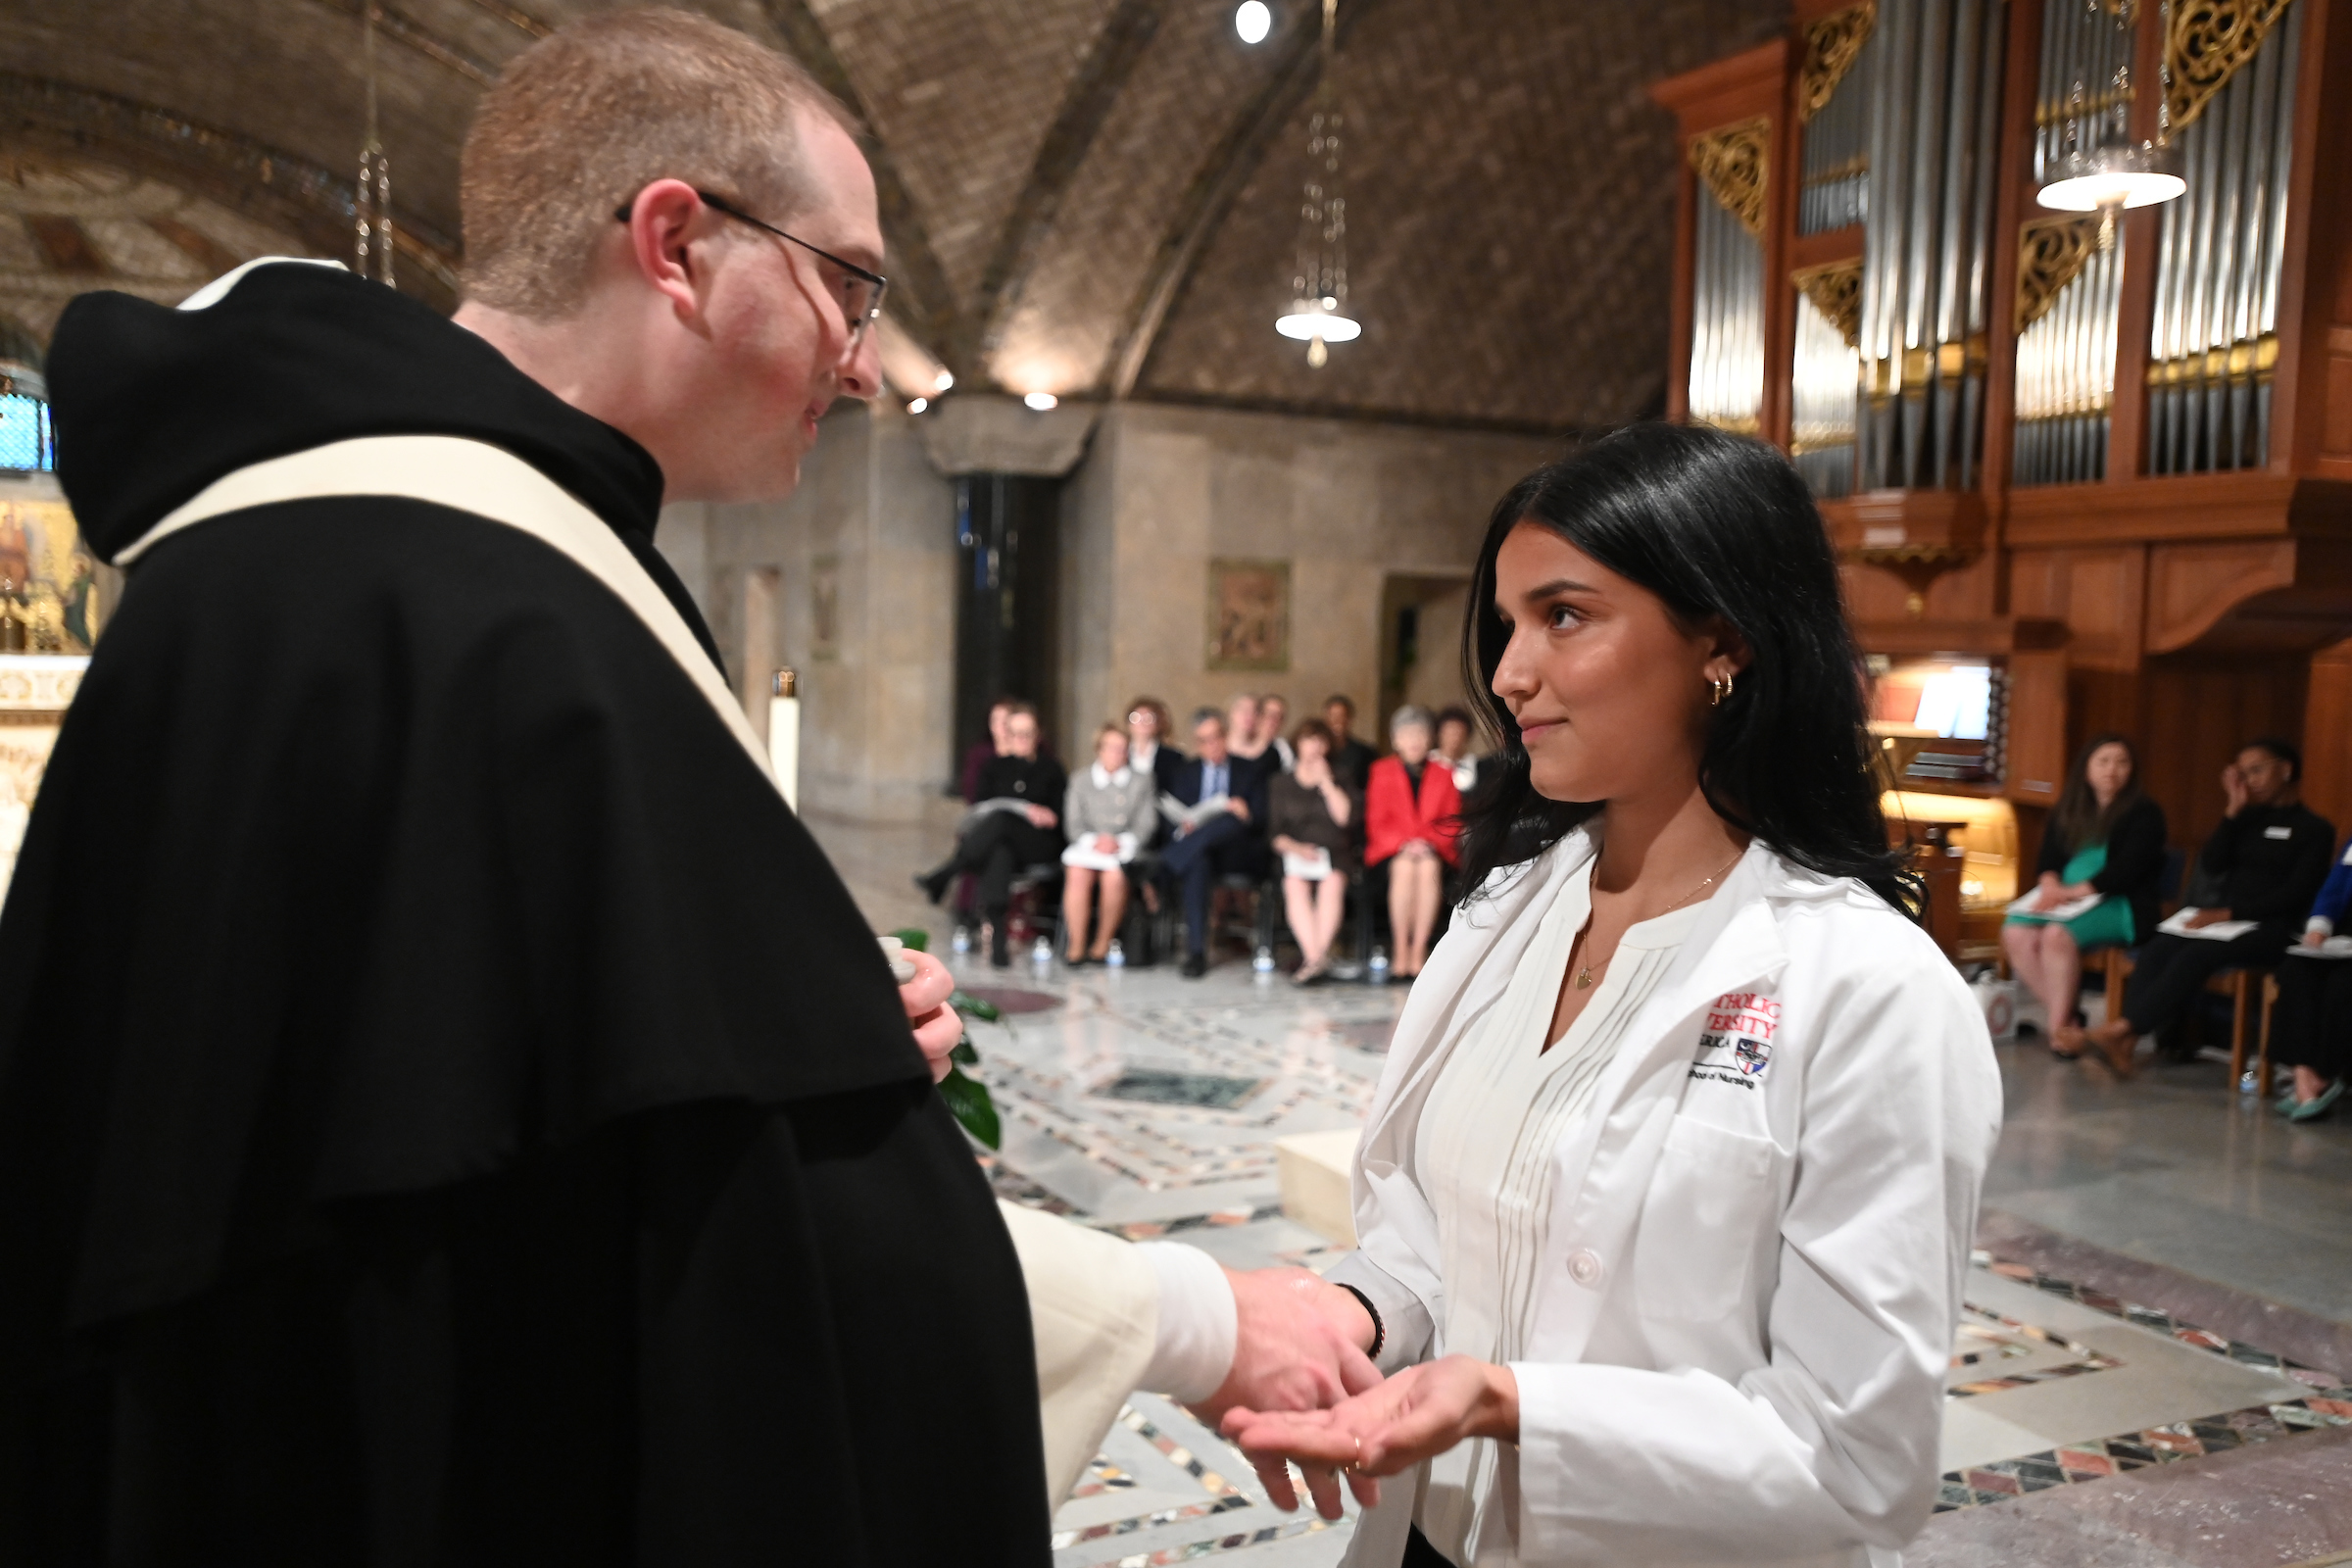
1160, 708, 1272, 977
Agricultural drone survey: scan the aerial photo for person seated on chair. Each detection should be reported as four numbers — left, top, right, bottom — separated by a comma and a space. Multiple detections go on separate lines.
957, 694, 1014, 803
2265, 828, 2352, 1121
1268, 718, 1360, 986
1227, 692, 1268, 764
1127, 695, 1183, 798
1366, 704, 1463, 981
918, 702, 1067, 966
1257, 694, 1296, 772
1322, 692, 1380, 795
1159, 708, 1272, 978
1433, 705, 1481, 796
2003, 733, 2167, 1059
2086, 737, 2333, 1075
1060, 723, 1159, 966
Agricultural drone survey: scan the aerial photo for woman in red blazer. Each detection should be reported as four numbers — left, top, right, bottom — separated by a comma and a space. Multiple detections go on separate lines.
1365, 705, 1461, 979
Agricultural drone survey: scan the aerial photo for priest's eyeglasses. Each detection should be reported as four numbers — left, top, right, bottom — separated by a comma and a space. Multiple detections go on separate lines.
614, 189, 888, 346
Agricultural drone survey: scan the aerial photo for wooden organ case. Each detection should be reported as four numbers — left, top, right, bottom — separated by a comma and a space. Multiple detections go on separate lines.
1654, 0, 2352, 954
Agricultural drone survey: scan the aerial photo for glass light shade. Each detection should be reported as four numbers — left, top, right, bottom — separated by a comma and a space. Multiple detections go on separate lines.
2036, 143, 2185, 212
1235, 1, 1271, 43
1023, 392, 1058, 411
1275, 302, 1361, 343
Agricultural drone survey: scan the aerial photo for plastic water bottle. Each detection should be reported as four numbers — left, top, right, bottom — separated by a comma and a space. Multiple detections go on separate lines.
1032, 935, 1054, 965
1104, 939, 1125, 969
1252, 944, 1277, 974
951, 925, 972, 956
1367, 945, 1392, 984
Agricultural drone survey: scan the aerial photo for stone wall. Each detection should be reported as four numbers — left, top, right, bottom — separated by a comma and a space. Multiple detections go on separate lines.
1057, 402, 1560, 751
658, 400, 959, 826
662, 397, 1560, 826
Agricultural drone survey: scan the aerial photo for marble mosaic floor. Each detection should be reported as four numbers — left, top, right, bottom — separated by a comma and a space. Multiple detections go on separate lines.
804, 813, 2352, 1566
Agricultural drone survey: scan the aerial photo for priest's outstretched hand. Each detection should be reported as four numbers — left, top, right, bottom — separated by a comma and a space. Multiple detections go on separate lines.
897, 947, 962, 1082
1193, 1268, 1384, 1428
1219, 1354, 1521, 1520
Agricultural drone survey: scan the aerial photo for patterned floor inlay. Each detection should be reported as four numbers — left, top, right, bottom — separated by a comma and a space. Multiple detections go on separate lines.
1934, 1255, 2352, 1510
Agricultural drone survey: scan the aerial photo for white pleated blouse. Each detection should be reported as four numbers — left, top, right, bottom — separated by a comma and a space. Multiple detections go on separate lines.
1409, 858, 1707, 1566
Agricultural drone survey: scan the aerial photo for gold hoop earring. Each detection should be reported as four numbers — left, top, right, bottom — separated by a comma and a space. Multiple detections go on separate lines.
1710, 672, 1734, 706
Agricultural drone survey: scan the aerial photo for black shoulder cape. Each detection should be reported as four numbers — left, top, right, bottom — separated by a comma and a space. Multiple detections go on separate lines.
0, 263, 1048, 1566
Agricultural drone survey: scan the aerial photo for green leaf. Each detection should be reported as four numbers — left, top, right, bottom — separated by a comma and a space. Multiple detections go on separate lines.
939, 1064, 1001, 1150
891, 926, 930, 954
950, 1037, 980, 1066
950, 990, 1002, 1022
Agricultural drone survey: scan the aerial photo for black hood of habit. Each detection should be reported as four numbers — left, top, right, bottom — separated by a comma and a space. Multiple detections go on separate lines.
49, 261, 666, 564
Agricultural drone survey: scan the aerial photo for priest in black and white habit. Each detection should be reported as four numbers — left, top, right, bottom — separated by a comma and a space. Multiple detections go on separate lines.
0, 11, 1378, 1564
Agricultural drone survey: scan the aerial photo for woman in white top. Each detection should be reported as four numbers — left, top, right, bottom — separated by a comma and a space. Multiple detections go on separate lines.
1061, 724, 1160, 964
1224, 423, 2002, 1567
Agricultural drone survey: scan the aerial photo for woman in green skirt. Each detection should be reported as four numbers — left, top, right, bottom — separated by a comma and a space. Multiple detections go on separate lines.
2004, 733, 2169, 1057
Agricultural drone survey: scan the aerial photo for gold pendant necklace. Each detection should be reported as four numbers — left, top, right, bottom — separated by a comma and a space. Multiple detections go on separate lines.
1571, 848, 1744, 993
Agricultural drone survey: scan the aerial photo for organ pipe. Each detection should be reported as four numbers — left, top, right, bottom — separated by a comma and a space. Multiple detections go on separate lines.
2147, 0, 2301, 474
1799, 8, 1879, 234
1689, 180, 1767, 434
1793, 283, 1861, 496
1857, 0, 2007, 492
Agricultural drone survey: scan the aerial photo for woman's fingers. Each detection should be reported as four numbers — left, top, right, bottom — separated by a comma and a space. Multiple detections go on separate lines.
1298, 1461, 1347, 1521
1249, 1449, 1301, 1511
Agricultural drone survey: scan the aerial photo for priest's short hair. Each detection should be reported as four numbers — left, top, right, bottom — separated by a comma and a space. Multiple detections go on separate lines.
461, 6, 854, 317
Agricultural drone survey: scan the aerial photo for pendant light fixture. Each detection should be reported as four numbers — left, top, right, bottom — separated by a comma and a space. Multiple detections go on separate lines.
355, 2, 395, 284
1274, 0, 1358, 368
2036, 0, 2182, 245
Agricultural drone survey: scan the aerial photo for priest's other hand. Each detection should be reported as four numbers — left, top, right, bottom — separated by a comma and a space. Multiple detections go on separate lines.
1191, 1268, 1380, 1432
1221, 1354, 1520, 1520
898, 947, 960, 1083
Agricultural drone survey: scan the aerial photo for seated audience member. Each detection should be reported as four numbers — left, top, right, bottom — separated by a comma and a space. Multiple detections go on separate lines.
1060, 724, 1159, 965
957, 694, 1014, 803
1322, 692, 1379, 794
2267, 829, 2352, 1120
918, 703, 1068, 965
1433, 705, 1480, 795
1258, 694, 1296, 771
1365, 704, 1462, 981
2003, 733, 2168, 1058
2087, 737, 2333, 1074
1227, 693, 1267, 762
1267, 719, 1360, 984
1127, 696, 1183, 797
1160, 708, 1271, 978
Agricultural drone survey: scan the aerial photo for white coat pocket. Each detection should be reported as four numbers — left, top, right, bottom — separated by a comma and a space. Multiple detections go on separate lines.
1633, 1117, 1778, 1323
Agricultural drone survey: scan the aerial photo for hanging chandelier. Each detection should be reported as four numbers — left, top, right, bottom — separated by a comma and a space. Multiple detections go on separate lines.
1275, 0, 1358, 367
355, 2, 395, 284
2036, 0, 2182, 244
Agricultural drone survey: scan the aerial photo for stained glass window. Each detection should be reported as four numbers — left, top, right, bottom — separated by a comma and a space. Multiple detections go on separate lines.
0, 394, 54, 472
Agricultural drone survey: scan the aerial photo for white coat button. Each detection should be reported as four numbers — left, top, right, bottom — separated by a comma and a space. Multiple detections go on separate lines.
1566, 1248, 1603, 1286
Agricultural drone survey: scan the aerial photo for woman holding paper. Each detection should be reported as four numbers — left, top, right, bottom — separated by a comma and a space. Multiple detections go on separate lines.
2001, 734, 2167, 1058
1268, 719, 1360, 984
1060, 723, 1160, 965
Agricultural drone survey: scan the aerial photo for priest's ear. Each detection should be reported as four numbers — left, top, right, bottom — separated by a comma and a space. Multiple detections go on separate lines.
614, 178, 721, 324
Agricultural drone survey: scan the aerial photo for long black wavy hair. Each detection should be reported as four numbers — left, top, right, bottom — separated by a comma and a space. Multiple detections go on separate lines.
1454, 421, 1921, 917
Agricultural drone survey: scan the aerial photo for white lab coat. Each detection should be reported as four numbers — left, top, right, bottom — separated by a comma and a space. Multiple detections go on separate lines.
1325, 831, 2001, 1567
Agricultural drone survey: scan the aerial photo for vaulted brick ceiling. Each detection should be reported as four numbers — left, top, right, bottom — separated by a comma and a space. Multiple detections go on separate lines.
0, 0, 1784, 430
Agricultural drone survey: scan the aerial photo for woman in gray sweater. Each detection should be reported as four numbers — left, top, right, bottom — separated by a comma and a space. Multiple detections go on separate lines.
1061, 724, 1162, 964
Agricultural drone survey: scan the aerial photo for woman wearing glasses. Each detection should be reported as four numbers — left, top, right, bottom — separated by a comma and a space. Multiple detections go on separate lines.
1222, 424, 2001, 1568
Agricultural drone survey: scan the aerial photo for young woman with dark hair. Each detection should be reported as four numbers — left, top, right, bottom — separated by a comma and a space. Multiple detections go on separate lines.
2003, 734, 2168, 1057
1223, 423, 2001, 1568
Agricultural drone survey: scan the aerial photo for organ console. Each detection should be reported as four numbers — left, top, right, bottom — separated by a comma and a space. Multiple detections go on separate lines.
1653, 0, 2352, 948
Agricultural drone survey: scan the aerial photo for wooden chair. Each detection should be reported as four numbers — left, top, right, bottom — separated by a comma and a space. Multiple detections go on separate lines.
2102, 945, 2273, 1088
